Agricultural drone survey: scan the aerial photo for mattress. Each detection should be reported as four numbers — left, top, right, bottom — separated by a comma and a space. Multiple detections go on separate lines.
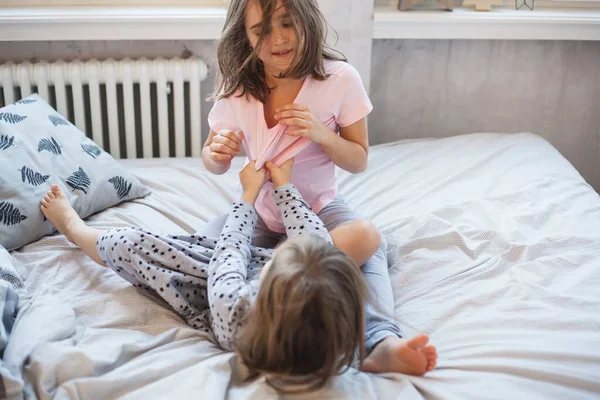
6, 132, 600, 399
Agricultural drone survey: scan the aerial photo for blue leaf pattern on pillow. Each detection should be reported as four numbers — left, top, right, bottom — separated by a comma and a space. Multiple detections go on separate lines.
0, 202, 27, 226
66, 167, 91, 194
81, 143, 102, 159
19, 166, 50, 186
49, 114, 69, 127
0, 96, 151, 251
0, 134, 15, 150
38, 137, 62, 155
16, 99, 37, 105
108, 176, 132, 199
0, 113, 27, 124
0, 265, 24, 290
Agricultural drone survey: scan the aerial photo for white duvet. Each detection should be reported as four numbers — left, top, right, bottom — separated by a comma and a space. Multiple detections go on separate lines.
7, 133, 600, 399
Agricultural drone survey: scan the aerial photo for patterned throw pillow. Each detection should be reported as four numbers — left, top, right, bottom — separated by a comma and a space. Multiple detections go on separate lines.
0, 94, 151, 250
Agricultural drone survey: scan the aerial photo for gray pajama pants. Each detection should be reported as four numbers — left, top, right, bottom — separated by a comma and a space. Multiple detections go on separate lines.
203, 197, 402, 353
97, 198, 401, 354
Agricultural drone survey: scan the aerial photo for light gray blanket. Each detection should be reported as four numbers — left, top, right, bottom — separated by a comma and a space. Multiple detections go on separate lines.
0, 246, 25, 400
8, 133, 600, 399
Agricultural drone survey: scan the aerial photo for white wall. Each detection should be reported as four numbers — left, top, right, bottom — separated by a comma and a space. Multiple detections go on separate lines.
317, 0, 374, 90
370, 39, 600, 190
0, 0, 375, 131
1, 2, 599, 190
0, 39, 220, 136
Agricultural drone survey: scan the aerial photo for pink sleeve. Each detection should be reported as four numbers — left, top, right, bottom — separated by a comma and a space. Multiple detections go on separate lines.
207, 98, 239, 133
336, 65, 373, 128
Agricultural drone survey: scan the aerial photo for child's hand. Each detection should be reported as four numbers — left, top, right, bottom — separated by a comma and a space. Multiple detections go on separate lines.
274, 104, 329, 144
265, 158, 294, 189
209, 129, 244, 162
240, 161, 265, 204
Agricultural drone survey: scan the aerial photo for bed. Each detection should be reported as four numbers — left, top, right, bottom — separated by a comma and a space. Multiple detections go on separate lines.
5, 132, 600, 399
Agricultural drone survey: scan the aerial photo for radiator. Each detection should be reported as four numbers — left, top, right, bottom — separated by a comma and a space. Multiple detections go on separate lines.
0, 57, 208, 159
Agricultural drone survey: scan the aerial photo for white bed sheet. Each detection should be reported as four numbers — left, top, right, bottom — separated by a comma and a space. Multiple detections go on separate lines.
8, 133, 600, 399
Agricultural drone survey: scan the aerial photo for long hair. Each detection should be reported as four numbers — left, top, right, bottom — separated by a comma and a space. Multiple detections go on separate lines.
235, 234, 368, 393
210, 0, 346, 103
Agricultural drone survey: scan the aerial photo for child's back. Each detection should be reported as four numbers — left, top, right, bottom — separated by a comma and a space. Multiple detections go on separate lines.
236, 234, 368, 391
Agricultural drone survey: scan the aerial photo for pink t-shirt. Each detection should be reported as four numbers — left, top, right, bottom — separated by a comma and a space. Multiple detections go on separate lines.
208, 60, 373, 232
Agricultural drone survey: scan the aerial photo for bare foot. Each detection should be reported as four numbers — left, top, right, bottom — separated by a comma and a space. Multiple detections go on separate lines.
362, 334, 438, 376
40, 184, 83, 243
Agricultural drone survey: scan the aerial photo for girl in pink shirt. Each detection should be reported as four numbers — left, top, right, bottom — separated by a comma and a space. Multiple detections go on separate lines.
202, 0, 437, 375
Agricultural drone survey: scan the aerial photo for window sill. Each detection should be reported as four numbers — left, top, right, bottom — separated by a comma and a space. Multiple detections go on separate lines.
1, 6, 599, 42
373, 5, 600, 41
0, 6, 227, 41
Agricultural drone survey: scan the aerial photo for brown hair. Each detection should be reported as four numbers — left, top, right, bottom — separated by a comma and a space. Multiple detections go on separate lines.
211, 0, 346, 103
235, 234, 368, 392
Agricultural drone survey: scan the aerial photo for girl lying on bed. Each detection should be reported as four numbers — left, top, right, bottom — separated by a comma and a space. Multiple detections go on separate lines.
39, 158, 437, 391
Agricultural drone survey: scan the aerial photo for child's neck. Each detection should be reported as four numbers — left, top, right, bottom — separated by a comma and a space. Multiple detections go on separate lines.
263, 76, 305, 129
266, 74, 304, 93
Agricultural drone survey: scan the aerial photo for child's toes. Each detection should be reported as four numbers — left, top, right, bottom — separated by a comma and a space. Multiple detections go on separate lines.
426, 355, 437, 370
43, 194, 51, 203
424, 346, 437, 366
50, 184, 62, 196
426, 350, 437, 362
424, 345, 436, 353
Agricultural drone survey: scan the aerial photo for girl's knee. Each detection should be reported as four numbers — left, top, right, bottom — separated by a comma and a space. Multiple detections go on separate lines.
338, 220, 382, 266
355, 220, 382, 255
